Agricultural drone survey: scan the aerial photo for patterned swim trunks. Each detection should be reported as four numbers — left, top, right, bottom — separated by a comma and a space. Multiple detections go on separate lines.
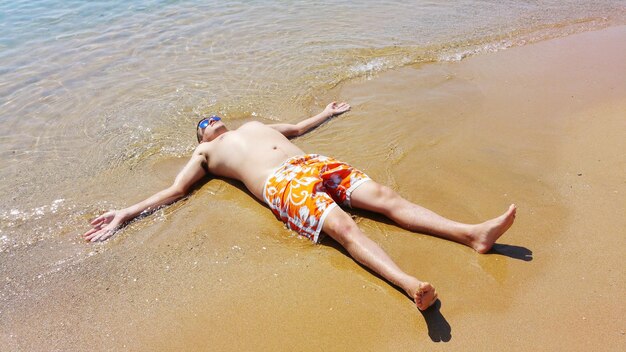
263, 154, 371, 243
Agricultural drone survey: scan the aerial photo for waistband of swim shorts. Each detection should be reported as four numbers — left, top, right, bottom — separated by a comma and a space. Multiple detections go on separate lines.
262, 154, 324, 206
281, 153, 323, 166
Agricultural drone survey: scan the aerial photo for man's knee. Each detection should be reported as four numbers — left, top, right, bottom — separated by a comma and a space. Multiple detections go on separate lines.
325, 211, 360, 246
371, 183, 400, 209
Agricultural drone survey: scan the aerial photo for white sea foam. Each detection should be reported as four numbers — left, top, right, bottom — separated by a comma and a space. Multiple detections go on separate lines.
0, 234, 9, 252
0, 198, 89, 254
439, 40, 515, 62
1, 199, 67, 222
350, 58, 389, 79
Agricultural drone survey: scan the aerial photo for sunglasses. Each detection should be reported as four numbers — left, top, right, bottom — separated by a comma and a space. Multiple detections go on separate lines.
198, 115, 222, 129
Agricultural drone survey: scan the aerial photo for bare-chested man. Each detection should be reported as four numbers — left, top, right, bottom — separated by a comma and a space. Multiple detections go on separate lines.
83, 101, 516, 311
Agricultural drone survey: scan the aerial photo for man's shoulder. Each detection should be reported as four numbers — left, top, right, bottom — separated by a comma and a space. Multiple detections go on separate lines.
194, 140, 213, 154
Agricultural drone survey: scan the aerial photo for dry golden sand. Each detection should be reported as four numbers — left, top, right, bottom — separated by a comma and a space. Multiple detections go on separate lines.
3, 26, 625, 351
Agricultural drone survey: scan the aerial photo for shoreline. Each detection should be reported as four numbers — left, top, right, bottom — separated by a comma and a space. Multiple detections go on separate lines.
330, 25, 626, 349
2, 25, 625, 351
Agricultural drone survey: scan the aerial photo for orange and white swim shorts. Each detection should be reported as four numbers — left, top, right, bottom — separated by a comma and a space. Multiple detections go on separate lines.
263, 154, 371, 243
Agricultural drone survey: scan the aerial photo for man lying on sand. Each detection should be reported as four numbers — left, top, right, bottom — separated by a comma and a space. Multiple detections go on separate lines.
83, 102, 516, 311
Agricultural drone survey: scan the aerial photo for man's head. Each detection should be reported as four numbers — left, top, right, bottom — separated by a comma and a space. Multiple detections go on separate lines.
196, 115, 227, 143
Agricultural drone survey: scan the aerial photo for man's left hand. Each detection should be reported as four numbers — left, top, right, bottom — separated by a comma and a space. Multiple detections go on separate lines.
324, 101, 351, 117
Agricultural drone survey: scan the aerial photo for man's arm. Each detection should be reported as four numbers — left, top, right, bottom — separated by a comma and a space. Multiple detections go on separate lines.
82, 151, 208, 242
270, 101, 350, 138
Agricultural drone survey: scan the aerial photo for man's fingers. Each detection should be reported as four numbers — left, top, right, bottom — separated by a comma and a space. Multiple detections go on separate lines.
85, 228, 115, 242
82, 227, 99, 238
84, 229, 101, 241
91, 229, 114, 242
327, 101, 350, 115
84, 211, 119, 241
90, 213, 112, 226
88, 230, 106, 242
90, 210, 116, 225
84, 227, 106, 241
90, 216, 104, 226
337, 102, 349, 110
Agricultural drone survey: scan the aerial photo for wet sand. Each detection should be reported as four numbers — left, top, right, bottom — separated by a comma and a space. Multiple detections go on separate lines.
3, 26, 626, 351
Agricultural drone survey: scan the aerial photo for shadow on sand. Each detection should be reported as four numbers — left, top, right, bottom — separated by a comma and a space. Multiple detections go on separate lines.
488, 243, 533, 261
420, 300, 452, 342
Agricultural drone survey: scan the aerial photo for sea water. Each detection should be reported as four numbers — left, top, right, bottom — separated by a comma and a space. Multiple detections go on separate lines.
1, 1, 625, 349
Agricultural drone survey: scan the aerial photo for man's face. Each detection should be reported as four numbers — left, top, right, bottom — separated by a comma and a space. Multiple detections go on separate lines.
197, 116, 227, 143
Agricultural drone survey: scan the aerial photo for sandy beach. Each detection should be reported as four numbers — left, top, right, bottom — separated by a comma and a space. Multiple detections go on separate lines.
2, 20, 625, 352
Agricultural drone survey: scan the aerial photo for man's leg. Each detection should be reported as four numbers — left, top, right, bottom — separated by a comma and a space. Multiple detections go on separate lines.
349, 181, 516, 253
322, 206, 438, 310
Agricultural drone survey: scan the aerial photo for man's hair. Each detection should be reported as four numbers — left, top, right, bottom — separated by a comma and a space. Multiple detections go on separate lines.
196, 118, 205, 143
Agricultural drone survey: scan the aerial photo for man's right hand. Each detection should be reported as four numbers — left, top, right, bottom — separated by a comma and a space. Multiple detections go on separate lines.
82, 210, 127, 242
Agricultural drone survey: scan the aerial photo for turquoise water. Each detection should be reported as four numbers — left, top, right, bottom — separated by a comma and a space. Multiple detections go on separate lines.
1, 0, 625, 254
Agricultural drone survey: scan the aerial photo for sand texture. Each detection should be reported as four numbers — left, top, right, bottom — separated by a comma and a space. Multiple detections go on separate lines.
2, 26, 625, 351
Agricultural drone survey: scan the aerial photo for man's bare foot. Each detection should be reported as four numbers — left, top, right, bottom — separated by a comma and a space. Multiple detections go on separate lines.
412, 282, 438, 311
470, 204, 517, 254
